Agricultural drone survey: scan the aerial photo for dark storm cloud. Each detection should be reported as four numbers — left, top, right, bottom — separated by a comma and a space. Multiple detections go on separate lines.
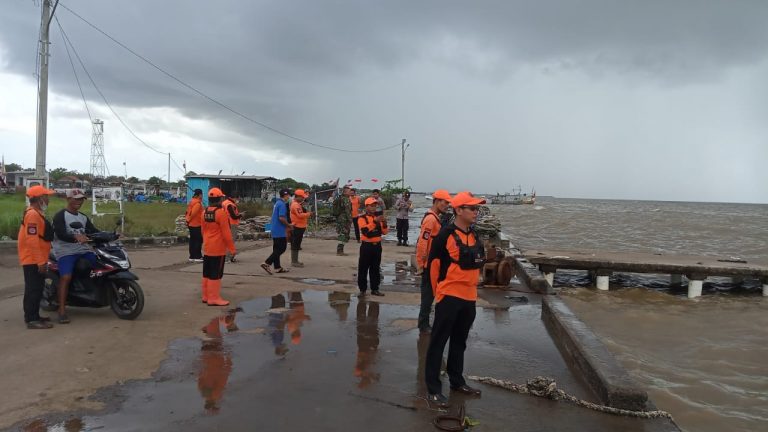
4, 0, 768, 125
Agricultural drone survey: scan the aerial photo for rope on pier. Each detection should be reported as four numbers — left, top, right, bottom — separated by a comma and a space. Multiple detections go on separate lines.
467, 375, 674, 420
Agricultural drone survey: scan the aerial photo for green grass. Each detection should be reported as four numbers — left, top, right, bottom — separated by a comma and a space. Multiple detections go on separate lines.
0, 193, 269, 239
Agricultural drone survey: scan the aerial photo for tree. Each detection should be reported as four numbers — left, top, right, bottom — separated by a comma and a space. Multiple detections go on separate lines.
185, 171, 197, 177
147, 176, 165, 185
276, 177, 309, 191
126, 176, 140, 184
49, 167, 72, 181
4, 163, 23, 172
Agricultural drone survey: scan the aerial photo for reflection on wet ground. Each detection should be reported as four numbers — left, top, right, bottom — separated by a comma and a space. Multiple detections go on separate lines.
17, 290, 678, 431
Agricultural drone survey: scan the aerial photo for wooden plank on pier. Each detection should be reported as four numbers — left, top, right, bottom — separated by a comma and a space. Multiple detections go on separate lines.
522, 249, 768, 279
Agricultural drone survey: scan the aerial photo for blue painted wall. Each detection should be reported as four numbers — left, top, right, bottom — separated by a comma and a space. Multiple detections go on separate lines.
186, 177, 211, 205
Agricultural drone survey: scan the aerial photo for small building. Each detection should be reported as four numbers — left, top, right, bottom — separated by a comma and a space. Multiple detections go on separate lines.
4, 170, 37, 189
185, 174, 277, 205
52, 175, 90, 193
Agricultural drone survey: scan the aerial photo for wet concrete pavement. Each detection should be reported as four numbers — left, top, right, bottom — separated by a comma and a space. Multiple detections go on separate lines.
1, 239, 677, 431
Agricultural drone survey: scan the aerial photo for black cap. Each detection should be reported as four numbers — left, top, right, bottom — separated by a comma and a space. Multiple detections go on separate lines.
193, 188, 203, 196
279, 188, 291, 197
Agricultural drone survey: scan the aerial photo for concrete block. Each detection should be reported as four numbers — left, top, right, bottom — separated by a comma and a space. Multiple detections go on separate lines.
541, 296, 649, 411
687, 279, 703, 298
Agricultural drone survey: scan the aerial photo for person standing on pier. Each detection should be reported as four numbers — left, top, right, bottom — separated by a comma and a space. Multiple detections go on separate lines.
222, 194, 243, 263
18, 185, 56, 329
357, 197, 388, 297
350, 189, 361, 243
290, 189, 311, 267
333, 186, 353, 256
185, 189, 204, 263
416, 189, 452, 333
262, 188, 292, 274
395, 191, 414, 246
424, 192, 486, 406
201, 188, 236, 306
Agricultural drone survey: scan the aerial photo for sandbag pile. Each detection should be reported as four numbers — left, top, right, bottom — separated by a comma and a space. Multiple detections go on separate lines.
236, 216, 272, 234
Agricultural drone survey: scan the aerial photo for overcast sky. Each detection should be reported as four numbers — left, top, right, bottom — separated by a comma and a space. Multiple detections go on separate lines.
1, 0, 767, 203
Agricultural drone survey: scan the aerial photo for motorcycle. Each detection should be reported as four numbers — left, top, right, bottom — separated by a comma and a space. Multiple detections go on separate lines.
41, 225, 145, 320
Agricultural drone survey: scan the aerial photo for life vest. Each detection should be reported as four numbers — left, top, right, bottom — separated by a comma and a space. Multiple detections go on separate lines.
449, 229, 486, 270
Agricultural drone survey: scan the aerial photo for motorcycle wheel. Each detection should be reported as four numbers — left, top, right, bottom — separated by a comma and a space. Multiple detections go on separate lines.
110, 280, 145, 320
40, 273, 59, 312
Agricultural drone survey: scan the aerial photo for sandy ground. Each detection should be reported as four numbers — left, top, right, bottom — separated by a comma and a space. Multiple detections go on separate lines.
0, 237, 420, 429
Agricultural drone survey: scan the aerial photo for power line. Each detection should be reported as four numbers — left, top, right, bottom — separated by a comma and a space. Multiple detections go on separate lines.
57, 2, 402, 154
55, 16, 92, 124
57, 19, 183, 179
56, 20, 166, 156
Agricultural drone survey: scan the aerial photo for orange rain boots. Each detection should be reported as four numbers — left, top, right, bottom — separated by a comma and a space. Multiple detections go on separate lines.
201, 277, 210, 303
206, 279, 230, 306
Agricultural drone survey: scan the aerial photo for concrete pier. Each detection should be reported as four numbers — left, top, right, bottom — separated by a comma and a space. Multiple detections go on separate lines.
524, 249, 768, 297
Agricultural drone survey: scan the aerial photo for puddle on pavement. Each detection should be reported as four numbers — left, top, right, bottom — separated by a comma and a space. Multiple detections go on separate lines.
16, 289, 678, 432
298, 278, 336, 286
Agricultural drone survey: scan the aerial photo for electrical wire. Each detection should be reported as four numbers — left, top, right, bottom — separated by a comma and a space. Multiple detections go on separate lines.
56, 16, 93, 124
58, 2, 403, 154
57, 19, 184, 178
56, 20, 166, 156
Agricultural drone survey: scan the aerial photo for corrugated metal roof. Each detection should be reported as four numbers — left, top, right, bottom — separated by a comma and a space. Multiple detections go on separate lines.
185, 174, 277, 181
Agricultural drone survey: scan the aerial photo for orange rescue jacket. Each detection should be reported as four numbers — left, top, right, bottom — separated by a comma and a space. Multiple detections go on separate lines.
222, 198, 241, 226
429, 225, 481, 303
350, 196, 361, 217
416, 210, 442, 270
290, 201, 311, 229
202, 206, 236, 256
18, 207, 53, 266
358, 213, 388, 243
185, 197, 203, 227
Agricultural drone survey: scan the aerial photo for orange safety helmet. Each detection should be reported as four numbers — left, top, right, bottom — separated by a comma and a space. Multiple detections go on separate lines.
208, 187, 225, 198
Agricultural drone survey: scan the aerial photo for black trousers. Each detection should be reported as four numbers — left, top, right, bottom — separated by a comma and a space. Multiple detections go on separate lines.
23, 264, 45, 323
352, 217, 361, 241
265, 237, 288, 268
425, 295, 476, 395
202, 256, 226, 280
290, 227, 306, 251
357, 242, 382, 293
418, 271, 434, 329
396, 219, 409, 243
188, 226, 203, 259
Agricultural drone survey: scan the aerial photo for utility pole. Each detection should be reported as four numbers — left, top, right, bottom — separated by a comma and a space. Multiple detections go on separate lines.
167, 153, 171, 187
35, 0, 58, 180
400, 138, 408, 190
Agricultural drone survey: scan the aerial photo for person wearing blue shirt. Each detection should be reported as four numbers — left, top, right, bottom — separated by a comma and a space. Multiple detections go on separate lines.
262, 188, 293, 274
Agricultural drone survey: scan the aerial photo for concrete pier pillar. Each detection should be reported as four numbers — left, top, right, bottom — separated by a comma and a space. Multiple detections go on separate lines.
596, 276, 610, 291
544, 272, 555, 287
670, 274, 683, 287
762, 278, 768, 297
594, 270, 612, 291
687, 279, 704, 298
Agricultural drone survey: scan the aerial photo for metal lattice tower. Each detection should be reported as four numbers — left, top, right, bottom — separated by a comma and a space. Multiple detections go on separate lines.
90, 119, 106, 180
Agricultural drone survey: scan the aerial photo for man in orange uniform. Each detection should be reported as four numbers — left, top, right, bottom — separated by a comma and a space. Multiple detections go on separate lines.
290, 189, 311, 267
415, 189, 452, 333
185, 188, 204, 263
424, 192, 487, 407
349, 188, 361, 243
18, 185, 56, 329
357, 197, 388, 297
201, 188, 236, 306
222, 194, 243, 263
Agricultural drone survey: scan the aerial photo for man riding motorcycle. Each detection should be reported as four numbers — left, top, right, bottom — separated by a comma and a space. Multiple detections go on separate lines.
51, 189, 106, 324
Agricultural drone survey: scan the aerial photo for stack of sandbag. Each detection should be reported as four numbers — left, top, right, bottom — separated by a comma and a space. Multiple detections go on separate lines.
174, 215, 189, 236
237, 216, 272, 234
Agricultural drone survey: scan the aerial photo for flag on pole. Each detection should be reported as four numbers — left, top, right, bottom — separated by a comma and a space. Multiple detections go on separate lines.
354, 179, 362, 182
371, 178, 379, 183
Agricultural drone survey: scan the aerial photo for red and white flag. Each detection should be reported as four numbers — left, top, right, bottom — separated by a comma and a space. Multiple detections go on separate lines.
371, 178, 379, 183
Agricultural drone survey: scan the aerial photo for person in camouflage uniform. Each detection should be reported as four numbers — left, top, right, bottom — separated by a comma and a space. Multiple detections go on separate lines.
335, 186, 353, 256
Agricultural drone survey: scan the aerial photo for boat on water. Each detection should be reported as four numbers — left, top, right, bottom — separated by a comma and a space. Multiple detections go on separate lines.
490, 187, 536, 205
